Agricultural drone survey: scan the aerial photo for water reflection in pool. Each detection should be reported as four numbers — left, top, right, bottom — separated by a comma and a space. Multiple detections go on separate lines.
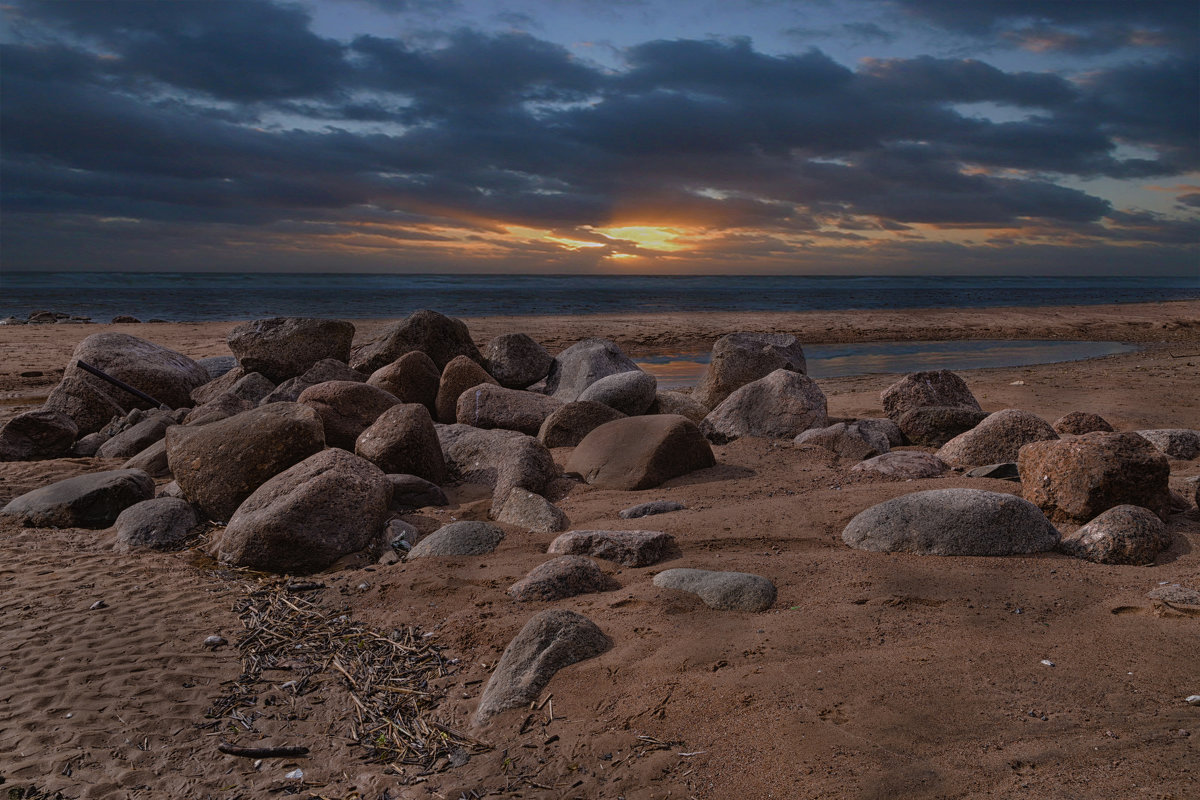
635, 340, 1138, 390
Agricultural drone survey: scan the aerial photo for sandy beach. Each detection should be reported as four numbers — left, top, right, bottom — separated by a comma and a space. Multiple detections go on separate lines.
2, 301, 1198, 799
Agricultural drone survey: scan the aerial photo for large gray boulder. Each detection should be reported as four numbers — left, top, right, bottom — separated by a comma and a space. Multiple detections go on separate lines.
95, 415, 171, 460
456, 384, 563, 436
695, 332, 807, 410
842, 488, 1060, 555
122, 439, 171, 478
298, 380, 400, 450
437, 424, 557, 501
183, 392, 254, 426
653, 568, 777, 612
228, 372, 276, 404
216, 449, 391, 574
484, 333, 553, 389
350, 309, 483, 373
1058, 504, 1171, 565
700, 369, 827, 444
367, 351, 440, 414
577, 370, 657, 416
544, 339, 639, 402
473, 610, 610, 725
166, 402, 325, 522
493, 488, 570, 533
566, 415, 715, 491
114, 497, 198, 553
0, 410, 78, 461
261, 358, 365, 405
897, 406, 990, 448
435, 356, 498, 424
355, 403, 447, 484
537, 401, 626, 448
44, 333, 210, 434
1136, 429, 1200, 460
508, 556, 617, 602
548, 529, 677, 567
2, 469, 154, 528
881, 371, 982, 422
190, 367, 246, 407
408, 520, 505, 558
227, 317, 355, 383
936, 409, 1059, 468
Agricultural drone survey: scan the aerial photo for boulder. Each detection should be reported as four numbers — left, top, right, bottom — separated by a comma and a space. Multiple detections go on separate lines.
473, 610, 609, 725
1058, 505, 1171, 566
456, 384, 563, 435
262, 358, 366, 405
157, 480, 185, 500
350, 309, 483, 373
548, 529, 677, 567
850, 451, 949, 479
354, 403, 447, 484
897, 406, 990, 448
544, 338, 639, 402
196, 355, 237, 381
367, 351, 440, 414
881, 370, 981, 422
493, 488, 570, 533
507, 556, 617, 602
700, 369, 827, 443
298, 380, 400, 450
166, 402, 325, 522
114, 497, 198, 553
566, 415, 715, 491
190, 367, 246, 407
1053, 411, 1114, 436
0, 410, 78, 461
386, 474, 448, 510
841, 488, 1059, 556
437, 424, 557, 501
122, 439, 171, 478
619, 500, 686, 519
1018, 432, 1171, 523
183, 392, 254, 426
1136, 429, 1200, 460
935, 409, 1059, 468
95, 415, 171, 459
71, 431, 110, 457
537, 401, 626, 448
577, 370, 658, 416
852, 418, 904, 448
652, 568, 777, 612
228, 372, 276, 404
484, 333, 553, 389
408, 520, 505, 558
435, 356, 498, 424
44, 333, 209, 434
647, 391, 709, 424
795, 422, 890, 461
695, 332, 808, 410
1, 469, 154, 528
216, 449, 390, 574
226, 317, 355, 383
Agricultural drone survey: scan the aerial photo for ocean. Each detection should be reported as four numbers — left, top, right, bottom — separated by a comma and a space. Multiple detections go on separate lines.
1, 273, 1197, 323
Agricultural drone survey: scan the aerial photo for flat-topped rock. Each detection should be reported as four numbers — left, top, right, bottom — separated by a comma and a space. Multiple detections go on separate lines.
114, 497, 198, 553
653, 568, 777, 612
566, 415, 714, 491
2, 469, 154, 528
881, 370, 981, 422
695, 332, 807, 410
548, 529, 677, 567
456, 384, 562, 436
1058, 504, 1170, 565
701, 369, 827, 443
227, 317, 355, 383
619, 500, 686, 519
842, 488, 1059, 556
850, 451, 949, 479
408, 520, 506, 558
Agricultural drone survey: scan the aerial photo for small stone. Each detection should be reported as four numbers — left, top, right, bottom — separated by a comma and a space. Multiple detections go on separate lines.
548, 529, 677, 567
653, 568, 777, 612
90, 600, 107, 610
507, 555, 617, 602
1040, 660, 1055, 667
1186, 695, 1200, 706
204, 635, 227, 648
619, 500, 686, 519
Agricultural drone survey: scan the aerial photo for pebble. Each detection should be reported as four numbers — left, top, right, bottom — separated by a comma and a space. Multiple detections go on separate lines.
204, 635, 228, 648
1186, 695, 1200, 706
89, 600, 107, 610
285, 768, 304, 780
1040, 659, 1055, 667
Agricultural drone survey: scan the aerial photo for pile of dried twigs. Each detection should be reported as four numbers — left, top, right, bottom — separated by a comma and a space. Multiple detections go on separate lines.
205, 579, 488, 772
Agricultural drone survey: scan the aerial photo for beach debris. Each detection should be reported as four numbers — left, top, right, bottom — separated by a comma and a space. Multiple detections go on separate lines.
577, 369, 658, 416
508, 555, 618, 602
493, 488, 570, 533
284, 768, 304, 780
851, 451, 950, 479
842, 489, 1059, 556
1018, 432, 1171, 523
795, 421, 890, 462
619, 499, 686, 519
455, 383, 563, 436
474, 609, 610, 724
217, 742, 308, 759
567, 414, 715, 490
1010, 380, 1026, 385
226, 316, 356, 383
356, 403, 447, 483
695, 332, 808, 410
1040, 660, 1055, 667
262, 357, 365, 405
653, 568, 777, 612
114, 497, 198, 553
435, 356, 498, 423
297, 380, 400, 450
89, 599, 107, 610
897, 406, 990, 448
881, 370, 982, 422
204, 635, 228, 648
537, 400, 626, 448
366, 350, 440, 413
0, 409, 78, 462
1058, 505, 1171, 565
1053, 411, 1114, 435
216, 448, 391, 574
483, 332, 554, 389
166, 402, 325, 522
1, 469, 154, 529
548, 529, 678, 567
408, 520, 505, 559
1186, 695, 1200, 705
1135, 429, 1200, 460
936, 409, 1059, 468
700, 369, 827, 444
350, 308, 484, 373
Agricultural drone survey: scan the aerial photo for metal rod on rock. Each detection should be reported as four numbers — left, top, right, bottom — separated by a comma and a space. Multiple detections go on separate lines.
76, 359, 171, 410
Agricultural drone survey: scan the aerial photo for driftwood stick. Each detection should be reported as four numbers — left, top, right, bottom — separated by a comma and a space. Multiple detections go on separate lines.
76, 359, 170, 409
217, 742, 310, 758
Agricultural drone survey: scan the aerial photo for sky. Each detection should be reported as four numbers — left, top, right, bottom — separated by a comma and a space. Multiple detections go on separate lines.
1, 0, 1197, 275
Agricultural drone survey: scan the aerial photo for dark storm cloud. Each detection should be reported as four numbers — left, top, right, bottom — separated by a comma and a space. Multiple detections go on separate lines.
0, 0, 1195, 272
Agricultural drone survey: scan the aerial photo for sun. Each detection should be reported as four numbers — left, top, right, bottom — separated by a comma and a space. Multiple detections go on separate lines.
590, 225, 688, 252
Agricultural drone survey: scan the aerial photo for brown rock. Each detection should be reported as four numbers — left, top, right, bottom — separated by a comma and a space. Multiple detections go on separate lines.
354, 403, 447, 483
0, 410, 78, 461
547, 529, 677, 567
437, 424, 558, 501
647, 391, 709, 424
483, 333, 553, 389
227, 317, 356, 383
1058, 504, 1171, 565
700, 369, 827, 443
367, 350, 441, 414
566, 415, 715, 491
537, 401, 626, 448
95, 416, 171, 459
435, 356, 498, 424
881, 370, 981, 422
298, 380, 400, 450
1018, 432, 1171, 523
695, 332, 808, 410
1053, 411, 1115, 435
183, 392, 254, 426
1, 469, 155, 528
851, 451, 950, 479
350, 309, 483, 373
261, 358, 365, 404
456, 384, 563, 435
936, 409, 1058, 468
492, 488, 569, 532
897, 406, 990, 447
122, 439, 171, 478
190, 366, 247, 406
507, 555, 617, 602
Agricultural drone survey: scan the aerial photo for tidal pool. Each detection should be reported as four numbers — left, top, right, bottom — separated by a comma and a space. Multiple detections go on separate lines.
635, 340, 1139, 390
